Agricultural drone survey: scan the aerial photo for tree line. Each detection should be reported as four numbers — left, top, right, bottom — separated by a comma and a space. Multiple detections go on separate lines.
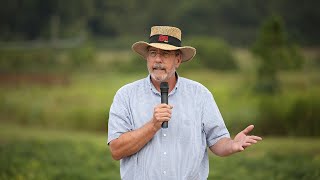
1, 0, 319, 46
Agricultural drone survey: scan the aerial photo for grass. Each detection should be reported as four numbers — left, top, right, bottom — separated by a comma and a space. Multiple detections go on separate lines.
0, 67, 319, 134
0, 124, 319, 180
1, 47, 319, 132
209, 137, 320, 179
0, 71, 147, 131
0, 49, 319, 179
0, 124, 119, 180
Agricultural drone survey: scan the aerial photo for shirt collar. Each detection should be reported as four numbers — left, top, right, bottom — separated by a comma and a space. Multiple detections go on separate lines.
146, 72, 180, 96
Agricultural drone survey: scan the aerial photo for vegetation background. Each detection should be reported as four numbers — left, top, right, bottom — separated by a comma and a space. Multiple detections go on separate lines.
1, 0, 319, 179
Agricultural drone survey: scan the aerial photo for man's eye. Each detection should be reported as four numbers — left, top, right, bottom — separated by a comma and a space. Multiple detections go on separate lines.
163, 52, 170, 57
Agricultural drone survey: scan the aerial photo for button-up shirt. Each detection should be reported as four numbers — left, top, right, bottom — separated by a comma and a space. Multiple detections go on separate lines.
108, 74, 230, 180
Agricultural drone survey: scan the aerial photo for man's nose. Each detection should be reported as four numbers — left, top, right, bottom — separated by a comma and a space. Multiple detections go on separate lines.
154, 53, 163, 63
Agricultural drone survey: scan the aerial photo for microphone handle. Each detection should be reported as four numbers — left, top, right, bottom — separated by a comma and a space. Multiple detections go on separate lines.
161, 92, 168, 128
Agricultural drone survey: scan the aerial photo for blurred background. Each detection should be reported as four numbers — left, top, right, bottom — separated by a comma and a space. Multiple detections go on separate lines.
0, 0, 319, 179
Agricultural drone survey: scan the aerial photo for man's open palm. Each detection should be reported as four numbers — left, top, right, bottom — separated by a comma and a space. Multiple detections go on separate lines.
232, 125, 262, 152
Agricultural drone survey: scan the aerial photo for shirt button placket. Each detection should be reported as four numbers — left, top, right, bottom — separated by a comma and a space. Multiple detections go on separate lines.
161, 129, 168, 177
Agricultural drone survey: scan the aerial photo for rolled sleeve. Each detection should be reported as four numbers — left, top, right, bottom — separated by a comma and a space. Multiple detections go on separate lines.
202, 90, 230, 147
107, 89, 133, 145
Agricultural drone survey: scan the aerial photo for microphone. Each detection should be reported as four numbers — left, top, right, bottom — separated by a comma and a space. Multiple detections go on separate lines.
160, 82, 169, 128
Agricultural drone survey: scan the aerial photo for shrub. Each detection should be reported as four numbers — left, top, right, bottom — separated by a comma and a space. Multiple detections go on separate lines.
255, 95, 289, 136
184, 37, 238, 70
286, 94, 320, 136
255, 92, 320, 136
113, 54, 146, 73
0, 49, 57, 72
68, 44, 96, 67
251, 15, 305, 94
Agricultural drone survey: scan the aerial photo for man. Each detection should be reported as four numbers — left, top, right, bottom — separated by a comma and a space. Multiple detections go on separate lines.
107, 26, 262, 179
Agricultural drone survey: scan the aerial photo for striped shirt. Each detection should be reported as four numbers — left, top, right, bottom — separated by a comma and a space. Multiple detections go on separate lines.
108, 74, 230, 180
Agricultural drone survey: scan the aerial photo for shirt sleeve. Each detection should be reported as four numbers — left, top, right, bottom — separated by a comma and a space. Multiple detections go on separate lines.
201, 90, 230, 147
107, 88, 133, 145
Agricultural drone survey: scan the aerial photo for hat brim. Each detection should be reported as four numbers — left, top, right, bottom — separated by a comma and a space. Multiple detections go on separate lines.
132, 41, 196, 62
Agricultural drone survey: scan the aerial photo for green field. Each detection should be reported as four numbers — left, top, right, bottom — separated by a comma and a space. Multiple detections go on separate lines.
1, 68, 319, 134
1, 2, 320, 178
1, 124, 319, 180
1, 48, 320, 179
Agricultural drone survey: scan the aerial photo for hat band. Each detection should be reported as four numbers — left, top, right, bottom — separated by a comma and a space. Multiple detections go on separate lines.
149, 34, 181, 47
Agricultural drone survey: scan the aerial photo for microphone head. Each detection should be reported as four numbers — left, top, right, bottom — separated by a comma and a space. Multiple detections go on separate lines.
160, 82, 169, 92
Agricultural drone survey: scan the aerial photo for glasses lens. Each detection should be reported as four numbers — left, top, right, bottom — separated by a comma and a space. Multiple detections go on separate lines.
148, 50, 174, 58
162, 51, 170, 58
149, 51, 156, 57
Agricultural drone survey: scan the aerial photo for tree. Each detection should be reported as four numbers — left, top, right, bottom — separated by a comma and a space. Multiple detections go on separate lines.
252, 15, 304, 94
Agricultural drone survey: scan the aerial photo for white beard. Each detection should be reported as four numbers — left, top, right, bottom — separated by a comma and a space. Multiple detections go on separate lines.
148, 64, 176, 82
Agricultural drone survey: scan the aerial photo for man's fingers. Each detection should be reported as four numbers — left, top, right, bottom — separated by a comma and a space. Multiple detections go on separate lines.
242, 143, 251, 148
242, 125, 254, 135
156, 113, 171, 118
159, 117, 170, 122
249, 135, 262, 141
156, 109, 172, 114
158, 104, 173, 109
246, 139, 257, 144
155, 107, 172, 114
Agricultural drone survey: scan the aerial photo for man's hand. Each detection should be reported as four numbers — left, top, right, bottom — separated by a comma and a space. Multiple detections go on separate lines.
232, 125, 262, 152
210, 125, 262, 156
109, 104, 173, 160
152, 104, 173, 129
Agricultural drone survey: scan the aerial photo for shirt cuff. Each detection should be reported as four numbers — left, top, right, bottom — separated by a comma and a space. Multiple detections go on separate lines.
107, 133, 122, 145
207, 133, 230, 147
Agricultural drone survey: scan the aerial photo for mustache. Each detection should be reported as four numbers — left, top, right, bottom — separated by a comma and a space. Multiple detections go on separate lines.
153, 64, 165, 70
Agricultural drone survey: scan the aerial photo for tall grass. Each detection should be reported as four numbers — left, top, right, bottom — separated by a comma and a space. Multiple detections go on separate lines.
1, 124, 319, 180
0, 48, 319, 136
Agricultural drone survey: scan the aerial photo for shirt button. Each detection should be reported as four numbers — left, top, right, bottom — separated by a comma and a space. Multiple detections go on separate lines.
163, 152, 167, 155
163, 134, 166, 137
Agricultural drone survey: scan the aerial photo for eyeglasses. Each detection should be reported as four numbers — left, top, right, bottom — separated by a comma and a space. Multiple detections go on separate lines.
148, 50, 177, 58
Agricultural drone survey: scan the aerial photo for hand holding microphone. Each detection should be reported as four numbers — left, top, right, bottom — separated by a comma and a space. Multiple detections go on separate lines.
160, 82, 169, 128
151, 82, 171, 129
152, 104, 172, 129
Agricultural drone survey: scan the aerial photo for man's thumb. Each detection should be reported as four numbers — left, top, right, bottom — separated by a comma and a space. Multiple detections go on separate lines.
242, 125, 254, 135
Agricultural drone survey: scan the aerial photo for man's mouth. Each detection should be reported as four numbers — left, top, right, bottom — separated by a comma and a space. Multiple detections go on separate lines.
153, 68, 165, 71
153, 64, 165, 71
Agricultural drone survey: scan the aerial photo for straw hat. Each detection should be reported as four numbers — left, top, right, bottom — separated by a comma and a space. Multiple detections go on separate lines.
132, 26, 196, 62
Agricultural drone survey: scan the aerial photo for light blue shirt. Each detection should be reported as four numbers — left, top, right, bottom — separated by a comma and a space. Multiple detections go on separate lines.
108, 74, 230, 180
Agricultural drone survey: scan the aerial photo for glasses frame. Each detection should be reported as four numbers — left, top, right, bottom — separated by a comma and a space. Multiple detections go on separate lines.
147, 49, 179, 59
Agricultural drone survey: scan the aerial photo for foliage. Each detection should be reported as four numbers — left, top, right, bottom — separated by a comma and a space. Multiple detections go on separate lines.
0, 71, 145, 131
69, 44, 96, 67
255, 95, 293, 136
0, 48, 319, 137
286, 94, 320, 136
185, 37, 238, 70
111, 54, 147, 74
252, 16, 304, 70
252, 16, 304, 94
255, 92, 320, 136
210, 151, 320, 180
1, 0, 319, 45
0, 0, 94, 40
0, 139, 119, 180
1, 126, 320, 180
0, 43, 98, 73
0, 48, 57, 73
